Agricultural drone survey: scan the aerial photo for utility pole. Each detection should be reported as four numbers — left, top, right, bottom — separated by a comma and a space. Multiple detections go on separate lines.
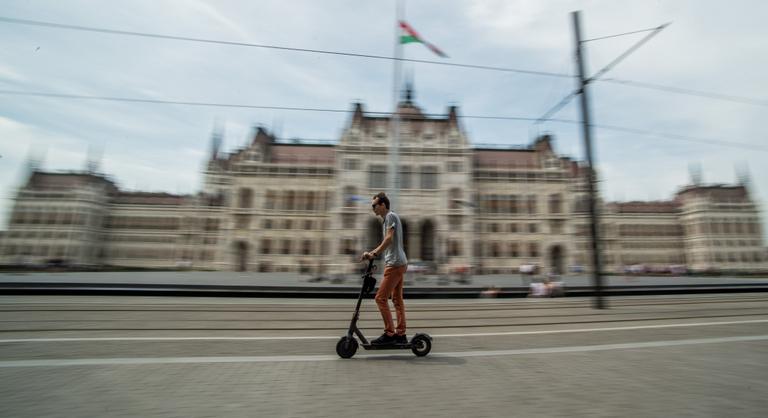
572, 11, 606, 309
389, 0, 404, 209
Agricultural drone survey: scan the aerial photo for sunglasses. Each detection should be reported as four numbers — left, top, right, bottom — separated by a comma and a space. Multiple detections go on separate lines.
371, 202, 380, 210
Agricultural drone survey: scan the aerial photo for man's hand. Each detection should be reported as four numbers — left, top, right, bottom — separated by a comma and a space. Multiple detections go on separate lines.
360, 251, 373, 261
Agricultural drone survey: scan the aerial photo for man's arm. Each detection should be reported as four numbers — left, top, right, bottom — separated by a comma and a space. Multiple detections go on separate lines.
362, 227, 394, 260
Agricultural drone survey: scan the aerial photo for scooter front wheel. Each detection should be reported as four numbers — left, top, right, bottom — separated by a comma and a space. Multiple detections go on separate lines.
336, 336, 358, 359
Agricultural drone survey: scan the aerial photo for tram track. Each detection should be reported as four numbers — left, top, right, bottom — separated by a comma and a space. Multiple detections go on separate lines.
1, 294, 767, 312
0, 294, 765, 335
2, 313, 766, 333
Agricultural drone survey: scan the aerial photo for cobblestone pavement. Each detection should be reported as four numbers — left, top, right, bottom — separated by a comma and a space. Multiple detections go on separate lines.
0, 294, 767, 417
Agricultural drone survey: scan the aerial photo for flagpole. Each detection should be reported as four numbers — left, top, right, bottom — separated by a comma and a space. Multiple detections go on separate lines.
390, 0, 404, 209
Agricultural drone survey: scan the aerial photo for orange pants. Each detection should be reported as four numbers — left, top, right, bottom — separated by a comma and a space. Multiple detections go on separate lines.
375, 264, 408, 336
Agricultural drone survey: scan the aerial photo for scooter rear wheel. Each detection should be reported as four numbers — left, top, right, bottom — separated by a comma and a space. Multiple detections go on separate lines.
411, 334, 432, 357
336, 336, 358, 359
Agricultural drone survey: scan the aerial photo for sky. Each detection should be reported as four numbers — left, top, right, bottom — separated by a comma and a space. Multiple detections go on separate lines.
1, 0, 767, 241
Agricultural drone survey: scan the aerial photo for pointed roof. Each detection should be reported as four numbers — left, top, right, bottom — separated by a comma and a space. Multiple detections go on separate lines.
396, 82, 425, 119
26, 170, 117, 192
676, 184, 749, 202
609, 201, 680, 213
251, 126, 275, 146
350, 102, 364, 127
209, 126, 223, 161
345, 84, 460, 131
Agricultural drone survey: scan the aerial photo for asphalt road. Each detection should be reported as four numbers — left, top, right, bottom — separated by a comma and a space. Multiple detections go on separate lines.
0, 294, 767, 417
2, 270, 767, 288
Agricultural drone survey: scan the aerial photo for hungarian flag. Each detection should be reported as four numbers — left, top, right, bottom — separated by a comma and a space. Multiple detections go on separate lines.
399, 21, 448, 58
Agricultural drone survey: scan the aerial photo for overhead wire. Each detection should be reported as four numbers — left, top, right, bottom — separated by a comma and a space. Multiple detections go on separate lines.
591, 123, 768, 152
0, 89, 356, 114
582, 26, 669, 43
534, 23, 669, 125
600, 78, 768, 108
2, 89, 765, 153
1, 15, 765, 153
1, 16, 765, 108
587, 23, 670, 83
0, 16, 572, 80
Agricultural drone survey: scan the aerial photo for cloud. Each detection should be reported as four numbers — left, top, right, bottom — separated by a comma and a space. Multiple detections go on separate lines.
0, 64, 26, 82
180, 0, 252, 40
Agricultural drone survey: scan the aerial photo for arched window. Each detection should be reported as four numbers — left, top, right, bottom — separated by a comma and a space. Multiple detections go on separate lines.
285, 190, 295, 211
260, 239, 271, 254
306, 191, 316, 211
548, 193, 562, 214
343, 186, 357, 208
238, 188, 253, 209
491, 242, 501, 258
449, 188, 462, 209
264, 190, 276, 210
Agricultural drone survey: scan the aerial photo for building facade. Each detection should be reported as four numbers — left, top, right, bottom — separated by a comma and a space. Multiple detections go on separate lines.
1, 92, 766, 274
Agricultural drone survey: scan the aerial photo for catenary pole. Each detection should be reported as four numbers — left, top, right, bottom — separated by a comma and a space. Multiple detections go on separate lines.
572, 11, 606, 309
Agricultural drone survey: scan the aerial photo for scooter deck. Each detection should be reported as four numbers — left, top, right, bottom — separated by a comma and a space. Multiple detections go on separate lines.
361, 343, 412, 350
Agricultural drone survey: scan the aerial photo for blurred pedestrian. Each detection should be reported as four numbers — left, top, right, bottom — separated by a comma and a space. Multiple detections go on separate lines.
528, 279, 549, 297
519, 263, 535, 286
481, 285, 501, 298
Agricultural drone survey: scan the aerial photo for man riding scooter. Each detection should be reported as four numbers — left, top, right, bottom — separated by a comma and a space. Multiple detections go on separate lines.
360, 192, 408, 346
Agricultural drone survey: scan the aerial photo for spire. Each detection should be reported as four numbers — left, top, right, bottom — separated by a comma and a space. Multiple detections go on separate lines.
27, 145, 45, 173
210, 121, 223, 161
688, 162, 702, 186
26, 151, 41, 174
252, 125, 274, 162
85, 142, 103, 173
401, 70, 415, 105
396, 74, 424, 118
404, 82, 413, 104
351, 102, 364, 127
447, 105, 458, 127
253, 125, 275, 144
533, 134, 554, 153
21, 145, 44, 186
736, 162, 751, 189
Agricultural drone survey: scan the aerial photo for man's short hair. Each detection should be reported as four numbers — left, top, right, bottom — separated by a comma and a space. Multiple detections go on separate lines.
373, 192, 390, 210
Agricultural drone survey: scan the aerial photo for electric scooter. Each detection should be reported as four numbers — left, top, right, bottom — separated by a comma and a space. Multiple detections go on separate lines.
335, 259, 432, 359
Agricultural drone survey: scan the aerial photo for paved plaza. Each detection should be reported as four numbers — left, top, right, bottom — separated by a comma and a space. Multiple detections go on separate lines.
0, 294, 766, 417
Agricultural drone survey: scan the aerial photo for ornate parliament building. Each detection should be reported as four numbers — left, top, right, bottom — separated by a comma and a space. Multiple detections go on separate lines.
1, 90, 766, 274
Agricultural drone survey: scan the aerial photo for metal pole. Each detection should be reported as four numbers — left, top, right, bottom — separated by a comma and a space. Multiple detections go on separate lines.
389, 0, 404, 208
572, 11, 606, 309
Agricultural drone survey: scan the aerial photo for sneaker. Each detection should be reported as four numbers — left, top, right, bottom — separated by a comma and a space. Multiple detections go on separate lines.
371, 333, 396, 345
394, 334, 408, 344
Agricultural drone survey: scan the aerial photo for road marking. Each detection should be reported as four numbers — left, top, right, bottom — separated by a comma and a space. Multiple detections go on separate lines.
1, 318, 767, 343
0, 335, 766, 368
432, 318, 768, 338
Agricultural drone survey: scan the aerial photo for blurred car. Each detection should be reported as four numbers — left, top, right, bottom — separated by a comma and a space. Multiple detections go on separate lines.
451, 265, 471, 275
45, 259, 70, 270
408, 260, 435, 275
669, 265, 688, 275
